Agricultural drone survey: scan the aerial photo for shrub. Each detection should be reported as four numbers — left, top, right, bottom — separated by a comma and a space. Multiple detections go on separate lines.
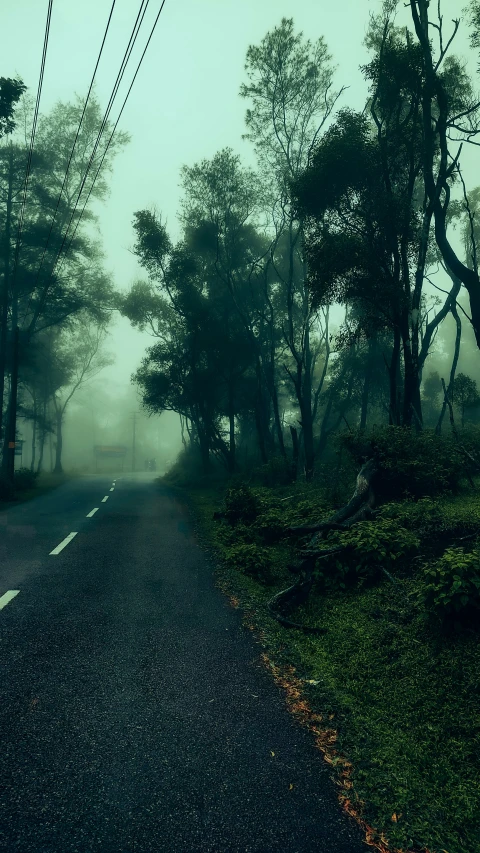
321, 518, 420, 588
252, 507, 288, 543
223, 484, 259, 525
252, 455, 294, 487
14, 467, 38, 491
223, 542, 274, 583
419, 547, 480, 620
340, 426, 463, 499
0, 477, 15, 501
379, 497, 444, 534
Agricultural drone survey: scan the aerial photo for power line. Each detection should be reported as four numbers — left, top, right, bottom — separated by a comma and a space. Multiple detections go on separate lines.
54, 0, 167, 283
10, 0, 53, 294
31, 0, 117, 293
28, 0, 155, 331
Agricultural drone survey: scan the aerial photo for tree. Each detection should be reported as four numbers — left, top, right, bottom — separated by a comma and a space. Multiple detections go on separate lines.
240, 17, 344, 480
47, 322, 113, 473
452, 372, 480, 427
0, 93, 127, 481
179, 148, 284, 465
0, 78, 25, 139
408, 0, 480, 348
123, 211, 258, 474
294, 12, 467, 430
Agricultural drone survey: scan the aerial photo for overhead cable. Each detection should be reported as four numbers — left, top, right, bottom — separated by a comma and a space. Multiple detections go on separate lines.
28, 0, 158, 329
11, 0, 53, 293
55, 0, 168, 281
31, 0, 117, 292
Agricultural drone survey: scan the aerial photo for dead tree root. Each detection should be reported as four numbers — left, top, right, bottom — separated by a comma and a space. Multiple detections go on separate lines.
268, 457, 379, 633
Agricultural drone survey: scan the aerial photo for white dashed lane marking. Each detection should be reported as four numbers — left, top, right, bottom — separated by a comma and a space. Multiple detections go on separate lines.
86, 508, 99, 518
101, 496, 109, 503
50, 532, 78, 555
0, 590, 20, 610
109, 487, 114, 491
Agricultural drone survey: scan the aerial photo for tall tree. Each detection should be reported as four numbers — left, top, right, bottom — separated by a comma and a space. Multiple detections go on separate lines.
0, 93, 127, 481
408, 0, 480, 347
240, 17, 344, 479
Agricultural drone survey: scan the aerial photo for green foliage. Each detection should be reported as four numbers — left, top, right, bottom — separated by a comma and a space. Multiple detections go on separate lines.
0, 77, 26, 137
341, 426, 463, 498
14, 467, 38, 491
380, 492, 480, 558
223, 542, 274, 583
252, 506, 288, 543
379, 496, 444, 534
252, 455, 294, 487
420, 547, 480, 620
324, 518, 419, 588
453, 373, 480, 426
223, 483, 259, 525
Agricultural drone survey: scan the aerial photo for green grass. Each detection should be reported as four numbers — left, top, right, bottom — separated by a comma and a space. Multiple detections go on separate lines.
179, 481, 480, 853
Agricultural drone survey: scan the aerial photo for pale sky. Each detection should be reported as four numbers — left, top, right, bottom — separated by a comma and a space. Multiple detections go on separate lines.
2, 0, 477, 404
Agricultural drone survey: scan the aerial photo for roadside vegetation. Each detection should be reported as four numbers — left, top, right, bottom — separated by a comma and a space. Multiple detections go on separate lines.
0, 466, 74, 507
164, 427, 480, 853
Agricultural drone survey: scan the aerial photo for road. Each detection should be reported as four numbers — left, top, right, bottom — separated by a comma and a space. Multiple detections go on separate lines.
0, 474, 367, 853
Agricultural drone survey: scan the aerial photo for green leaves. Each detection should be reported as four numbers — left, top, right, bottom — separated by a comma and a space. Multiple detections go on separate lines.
420, 546, 480, 619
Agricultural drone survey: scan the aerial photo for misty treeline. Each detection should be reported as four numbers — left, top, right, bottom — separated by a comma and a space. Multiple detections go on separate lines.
0, 81, 127, 488
123, 2, 480, 482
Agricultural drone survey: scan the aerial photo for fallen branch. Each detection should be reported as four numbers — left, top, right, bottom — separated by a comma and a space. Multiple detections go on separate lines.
288, 457, 378, 535
268, 458, 379, 633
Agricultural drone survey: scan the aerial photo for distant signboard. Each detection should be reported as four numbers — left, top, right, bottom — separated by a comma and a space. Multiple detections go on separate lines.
94, 446, 127, 458
14, 439, 24, 457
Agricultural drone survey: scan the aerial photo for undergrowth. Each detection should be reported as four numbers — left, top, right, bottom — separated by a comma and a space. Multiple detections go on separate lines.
181, 475, 480, 853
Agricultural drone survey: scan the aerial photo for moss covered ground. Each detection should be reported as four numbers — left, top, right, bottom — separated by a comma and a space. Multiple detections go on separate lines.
176, 480, 480, 853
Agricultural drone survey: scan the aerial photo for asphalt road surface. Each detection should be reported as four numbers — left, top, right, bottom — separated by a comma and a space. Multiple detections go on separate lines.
0, 474, 367, 853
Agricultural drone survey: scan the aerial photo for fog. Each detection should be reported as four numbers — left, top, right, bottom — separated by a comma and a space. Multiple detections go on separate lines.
2, 0, 480, 477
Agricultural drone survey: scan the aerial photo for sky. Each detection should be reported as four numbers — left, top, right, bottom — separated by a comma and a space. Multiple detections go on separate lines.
2, 0, 479, 461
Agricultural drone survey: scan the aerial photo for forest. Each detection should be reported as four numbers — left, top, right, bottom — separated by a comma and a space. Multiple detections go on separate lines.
2, 2, 480, 852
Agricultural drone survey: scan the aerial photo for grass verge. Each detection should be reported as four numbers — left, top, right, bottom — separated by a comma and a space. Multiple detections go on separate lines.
0, 471, 75, 511
176, 482, 480, 853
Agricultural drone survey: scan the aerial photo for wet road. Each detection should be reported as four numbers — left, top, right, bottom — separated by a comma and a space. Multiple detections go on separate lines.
0, 474, 367, 852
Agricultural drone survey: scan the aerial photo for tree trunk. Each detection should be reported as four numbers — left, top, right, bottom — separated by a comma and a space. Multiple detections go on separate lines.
436, 303, 461, 435
0, 144, 13, 445
388, 326, 401, 425
402, 329, 422, 429
30, 395, 37, 472
196, 422, 210, 475
53, 408, 63, 474
2, 324, 19, 483
290, 425, 299, 482
268, 457, 378, 632
359, 336, 376, 430
36, 398, 47, 474
301, 318, 315, 482
227, 381, 236, 474
270, 371, 286, 459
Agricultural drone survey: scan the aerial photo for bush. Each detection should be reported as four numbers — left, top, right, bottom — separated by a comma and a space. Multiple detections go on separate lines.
322, 518, 420, 588
252, 455, 294, 487
0, 477, 15, 501
223, 542, 274, 584
340, 426, 463, 499
419, 547, 480, 621
252, 506, 288, 543
223, 484, 259, 525
14, 467, 38, 491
